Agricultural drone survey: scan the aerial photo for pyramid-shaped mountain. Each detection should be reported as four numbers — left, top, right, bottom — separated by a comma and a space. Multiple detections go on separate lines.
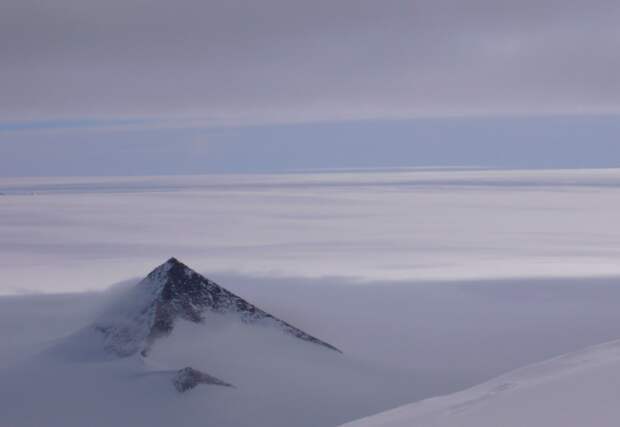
94, 258, 341, 357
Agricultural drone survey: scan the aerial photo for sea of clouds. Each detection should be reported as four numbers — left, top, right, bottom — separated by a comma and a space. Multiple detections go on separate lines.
2, 168, 620, 294
2, 168, 620, 426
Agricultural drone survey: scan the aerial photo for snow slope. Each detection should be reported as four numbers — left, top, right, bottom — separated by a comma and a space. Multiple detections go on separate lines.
341, 338, 620, 427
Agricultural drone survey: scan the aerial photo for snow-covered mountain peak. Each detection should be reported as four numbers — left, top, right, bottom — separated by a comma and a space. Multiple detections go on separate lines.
84, 258, 342, 358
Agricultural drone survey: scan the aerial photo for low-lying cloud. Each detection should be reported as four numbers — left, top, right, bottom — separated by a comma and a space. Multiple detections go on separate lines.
3, 274, 620, 426
2, 170, 620, 294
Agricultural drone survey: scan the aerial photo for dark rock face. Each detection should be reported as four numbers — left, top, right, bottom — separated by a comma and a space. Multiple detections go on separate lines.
143, 257, 341, 354
173, 367, 233, 392
96, 257, 341, 357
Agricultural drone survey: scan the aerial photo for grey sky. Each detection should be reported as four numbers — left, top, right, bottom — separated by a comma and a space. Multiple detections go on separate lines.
2, 0, 620, 123
2, 1, 620, 176
2, 116, 620, 176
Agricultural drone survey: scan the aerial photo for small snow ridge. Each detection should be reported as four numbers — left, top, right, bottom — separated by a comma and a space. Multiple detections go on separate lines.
173, 367, 234, 392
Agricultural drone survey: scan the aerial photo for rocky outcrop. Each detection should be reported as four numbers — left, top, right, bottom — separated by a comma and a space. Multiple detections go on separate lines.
173, 367, 234, 392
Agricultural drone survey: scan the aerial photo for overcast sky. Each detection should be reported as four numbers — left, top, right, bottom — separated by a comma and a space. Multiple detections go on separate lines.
2, 0, 620, 175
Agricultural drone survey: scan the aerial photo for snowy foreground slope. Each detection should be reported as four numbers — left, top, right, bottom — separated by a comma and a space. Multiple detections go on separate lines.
341, 339, 620, 427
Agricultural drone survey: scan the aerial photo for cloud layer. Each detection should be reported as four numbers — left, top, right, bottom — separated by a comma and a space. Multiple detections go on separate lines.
2, 0, 620, 122
3, 169, 620, 294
